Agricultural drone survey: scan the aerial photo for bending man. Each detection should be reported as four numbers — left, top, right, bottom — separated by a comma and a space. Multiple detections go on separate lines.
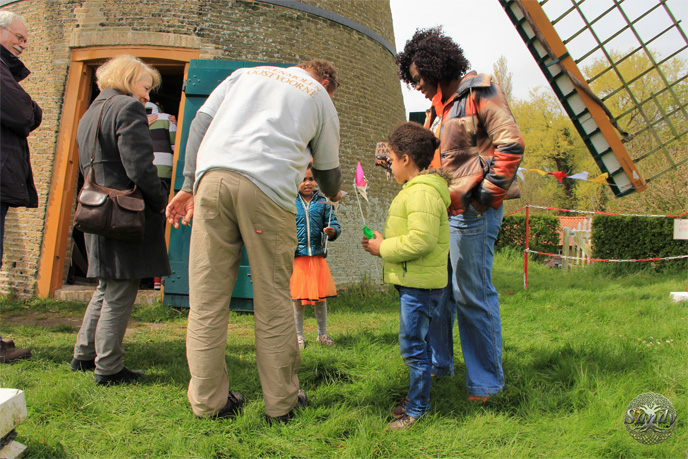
167, 60, 343, 422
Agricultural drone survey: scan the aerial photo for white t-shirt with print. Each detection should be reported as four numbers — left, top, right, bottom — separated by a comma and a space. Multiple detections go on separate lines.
195, 66, 340, 213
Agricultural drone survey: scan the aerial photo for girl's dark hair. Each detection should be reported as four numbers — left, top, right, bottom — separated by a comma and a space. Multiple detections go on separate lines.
396, 26, 470, 88
388, 122, 440, 171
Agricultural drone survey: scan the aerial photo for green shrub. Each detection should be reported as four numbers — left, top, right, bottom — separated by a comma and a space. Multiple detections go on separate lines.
496, 215, 560, 261
592, 215, 687, 273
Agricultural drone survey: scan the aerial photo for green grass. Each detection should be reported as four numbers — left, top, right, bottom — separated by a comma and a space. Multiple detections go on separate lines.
1, 254, 686, 458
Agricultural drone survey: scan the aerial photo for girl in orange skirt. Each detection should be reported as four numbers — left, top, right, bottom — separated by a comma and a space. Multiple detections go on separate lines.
291, 164, 341, 350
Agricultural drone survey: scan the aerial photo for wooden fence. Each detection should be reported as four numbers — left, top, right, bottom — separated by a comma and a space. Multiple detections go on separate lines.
562, 218, 592, 272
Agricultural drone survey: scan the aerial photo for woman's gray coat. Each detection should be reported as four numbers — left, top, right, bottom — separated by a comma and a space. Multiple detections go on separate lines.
76, 89, 171, 280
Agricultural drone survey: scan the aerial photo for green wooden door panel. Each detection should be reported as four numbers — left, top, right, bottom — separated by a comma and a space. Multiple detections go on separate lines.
165, 60, 291, 311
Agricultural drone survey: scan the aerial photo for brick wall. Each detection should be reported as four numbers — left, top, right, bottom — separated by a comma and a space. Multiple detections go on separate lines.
0, 0, 406, 297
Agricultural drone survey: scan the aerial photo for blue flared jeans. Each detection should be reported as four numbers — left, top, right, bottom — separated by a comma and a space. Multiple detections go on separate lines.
397, 286, 442, 419
428, 203, 505, 397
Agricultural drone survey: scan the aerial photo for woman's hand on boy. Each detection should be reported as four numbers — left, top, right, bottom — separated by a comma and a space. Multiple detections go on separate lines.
361, 231, 384, 256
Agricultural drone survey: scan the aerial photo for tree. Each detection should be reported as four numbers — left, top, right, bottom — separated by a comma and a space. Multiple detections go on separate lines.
584, 51, 688, 214
507, 87, 595, 213
492, 55, 514, 104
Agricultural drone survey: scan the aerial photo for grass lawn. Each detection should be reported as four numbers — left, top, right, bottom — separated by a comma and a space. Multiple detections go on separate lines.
1, 252, 686, 458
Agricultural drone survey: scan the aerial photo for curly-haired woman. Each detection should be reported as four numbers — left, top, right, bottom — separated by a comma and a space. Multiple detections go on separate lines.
396, 26, 525, 404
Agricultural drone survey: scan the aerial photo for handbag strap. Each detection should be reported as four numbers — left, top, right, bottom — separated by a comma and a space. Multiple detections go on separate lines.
88, 95, 116, 170
84, 95, 139, 195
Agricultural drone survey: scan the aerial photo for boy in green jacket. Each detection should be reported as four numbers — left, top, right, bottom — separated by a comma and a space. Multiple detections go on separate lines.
362, 122, 450, 429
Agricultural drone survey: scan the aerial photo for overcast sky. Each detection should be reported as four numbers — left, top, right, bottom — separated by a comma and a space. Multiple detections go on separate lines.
390, 0, 688, 115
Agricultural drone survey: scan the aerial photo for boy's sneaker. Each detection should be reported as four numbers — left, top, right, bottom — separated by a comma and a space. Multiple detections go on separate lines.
389, 414, 417, 430
316, 334, 334, 346
467, 396, 490, 404
297, 337, 305, 351
392, 395, 410, 418
153, 277, 162, 290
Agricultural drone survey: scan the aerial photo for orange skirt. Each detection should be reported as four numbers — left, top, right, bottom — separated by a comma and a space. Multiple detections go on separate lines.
290, 255, 337, 305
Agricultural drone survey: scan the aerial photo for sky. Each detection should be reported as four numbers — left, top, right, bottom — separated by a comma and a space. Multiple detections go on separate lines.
390, 0, 688, 115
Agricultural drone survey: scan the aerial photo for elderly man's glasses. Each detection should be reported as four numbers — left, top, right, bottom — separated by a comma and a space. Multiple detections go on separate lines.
2, 27, 27, 44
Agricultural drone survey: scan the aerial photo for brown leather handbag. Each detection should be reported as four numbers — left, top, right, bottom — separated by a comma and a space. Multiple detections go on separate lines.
73, 96, 146, 242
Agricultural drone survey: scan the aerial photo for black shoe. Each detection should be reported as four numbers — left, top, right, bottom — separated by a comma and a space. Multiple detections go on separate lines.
196, 391, 245, 419
94, 367, 144, 386
0, 340, 31, 363
71, 358, 96, 372
265, 390, 308, 425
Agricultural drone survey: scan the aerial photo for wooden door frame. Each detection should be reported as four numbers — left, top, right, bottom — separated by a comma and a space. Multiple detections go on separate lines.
36, 46, 199, 298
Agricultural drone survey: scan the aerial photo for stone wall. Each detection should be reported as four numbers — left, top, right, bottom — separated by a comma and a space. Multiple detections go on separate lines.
0, 0, 406, 296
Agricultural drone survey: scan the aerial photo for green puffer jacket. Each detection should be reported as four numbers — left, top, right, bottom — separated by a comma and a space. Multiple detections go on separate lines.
380, 169, 451, 289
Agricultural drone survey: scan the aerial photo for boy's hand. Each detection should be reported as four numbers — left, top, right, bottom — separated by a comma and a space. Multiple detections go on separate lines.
361, 231, 383, 256
323, 227, 335, 238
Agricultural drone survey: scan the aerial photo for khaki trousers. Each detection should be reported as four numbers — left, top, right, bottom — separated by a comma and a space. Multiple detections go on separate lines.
187, 170, 300, 417
73, 278, 139, 375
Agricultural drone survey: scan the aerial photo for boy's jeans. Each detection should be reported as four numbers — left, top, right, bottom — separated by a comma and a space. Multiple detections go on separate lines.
398, 286, 443, 419
428, 204, 505, 397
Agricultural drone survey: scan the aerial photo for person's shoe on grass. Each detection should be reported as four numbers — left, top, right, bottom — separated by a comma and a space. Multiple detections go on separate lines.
265, 390, 308, 425
196, 391, 245, 419
389, 413, 417, 430
94, 367, 144, 386
316, 334, 334, 346
392, 395, 409, 418
71, 358, 96, 372
0, 339, 31, 363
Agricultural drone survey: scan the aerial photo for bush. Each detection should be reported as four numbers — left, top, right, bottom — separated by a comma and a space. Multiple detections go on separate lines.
592, 215, 687, 273
496, 215, 560, 261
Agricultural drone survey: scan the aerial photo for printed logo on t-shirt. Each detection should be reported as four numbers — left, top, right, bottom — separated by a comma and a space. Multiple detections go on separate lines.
246, 68, 322, 98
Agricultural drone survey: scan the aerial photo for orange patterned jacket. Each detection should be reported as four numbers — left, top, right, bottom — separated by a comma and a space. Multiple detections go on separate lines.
427, 71, 524, 215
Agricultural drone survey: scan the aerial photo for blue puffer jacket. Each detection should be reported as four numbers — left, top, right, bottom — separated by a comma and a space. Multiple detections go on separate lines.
295, 190, 341, 257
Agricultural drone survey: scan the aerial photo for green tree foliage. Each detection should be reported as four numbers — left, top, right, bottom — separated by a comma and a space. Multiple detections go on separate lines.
503, 51, 686, 216
584, 51, 688, 214
508, 88, 596, 212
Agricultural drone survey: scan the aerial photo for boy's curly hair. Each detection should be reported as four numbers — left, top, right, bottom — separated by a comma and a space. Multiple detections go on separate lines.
388, 122, 440, 171
396, 26, 470, 88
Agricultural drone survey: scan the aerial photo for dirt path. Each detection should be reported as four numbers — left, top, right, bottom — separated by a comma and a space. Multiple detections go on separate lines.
2, 311, 84, 328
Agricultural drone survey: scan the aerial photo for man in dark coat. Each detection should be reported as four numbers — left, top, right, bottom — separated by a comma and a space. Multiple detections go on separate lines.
0, 11, 39, 364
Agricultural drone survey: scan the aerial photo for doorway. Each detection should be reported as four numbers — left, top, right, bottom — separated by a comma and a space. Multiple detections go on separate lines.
66, 63, 185, 288
37, 47, 199, 298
